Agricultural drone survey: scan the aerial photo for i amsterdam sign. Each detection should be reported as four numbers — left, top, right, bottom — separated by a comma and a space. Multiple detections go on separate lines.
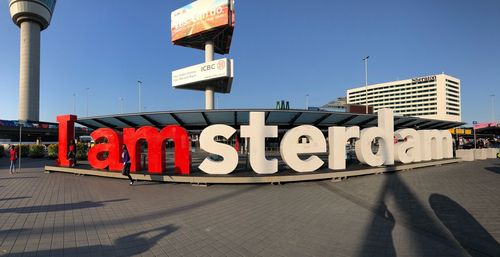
56, 109, 453, 175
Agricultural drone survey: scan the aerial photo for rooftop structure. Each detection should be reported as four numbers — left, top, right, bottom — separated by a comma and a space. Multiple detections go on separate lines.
75, 109, 463, 131
321, 97, 347, 112
321, 97, 373, 114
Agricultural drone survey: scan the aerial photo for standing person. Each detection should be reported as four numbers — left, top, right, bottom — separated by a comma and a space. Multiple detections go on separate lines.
68, 140, 76, 167
9, 145, 17, 174
122, 145, 134, 185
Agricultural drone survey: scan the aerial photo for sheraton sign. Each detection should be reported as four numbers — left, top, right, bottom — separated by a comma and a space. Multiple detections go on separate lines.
56, 109, 453, 175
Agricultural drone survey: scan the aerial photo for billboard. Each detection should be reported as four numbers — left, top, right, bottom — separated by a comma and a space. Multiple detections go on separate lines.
172, 58, 233, 93
171, 0, 233, 42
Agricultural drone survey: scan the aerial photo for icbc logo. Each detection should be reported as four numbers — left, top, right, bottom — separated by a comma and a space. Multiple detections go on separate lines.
217, 60, 225, 70
201, 64, 215, 71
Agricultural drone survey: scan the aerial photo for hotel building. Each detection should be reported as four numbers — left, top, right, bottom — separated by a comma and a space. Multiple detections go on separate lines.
346, 74, 461, 122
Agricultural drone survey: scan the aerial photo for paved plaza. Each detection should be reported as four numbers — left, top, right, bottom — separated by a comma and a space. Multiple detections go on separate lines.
0, 158, 498, 257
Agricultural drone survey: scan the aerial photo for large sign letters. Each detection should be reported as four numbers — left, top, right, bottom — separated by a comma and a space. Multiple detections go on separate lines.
57, 109, 454, 175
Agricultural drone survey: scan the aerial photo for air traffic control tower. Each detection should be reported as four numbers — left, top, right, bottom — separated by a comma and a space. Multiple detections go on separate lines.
9, 0, 57, 121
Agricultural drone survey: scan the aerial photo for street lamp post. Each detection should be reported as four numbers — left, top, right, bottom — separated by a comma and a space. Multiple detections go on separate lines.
18, 120, 25, 173
72, 92, 77, 144
72, 93, 76, 114
120, 97, 124, 113
363, 56, 370, 114
85, 87, 90, 116
491, 94, 495, 122
306, 94, 309, 110
137, 81, 143, 112
205, 41, 214, 110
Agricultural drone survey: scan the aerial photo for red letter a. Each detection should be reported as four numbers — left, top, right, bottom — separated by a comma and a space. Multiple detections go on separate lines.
88, 128, 123, 171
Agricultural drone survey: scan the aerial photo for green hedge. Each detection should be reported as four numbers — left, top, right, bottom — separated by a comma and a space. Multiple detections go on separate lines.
29, 144, 45, 158
19, 145, 29, 158
48, 144, 58, 159
76, 143, 88, 160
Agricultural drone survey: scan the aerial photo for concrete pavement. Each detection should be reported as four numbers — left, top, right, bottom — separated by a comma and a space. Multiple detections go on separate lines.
0, 158, 499, 256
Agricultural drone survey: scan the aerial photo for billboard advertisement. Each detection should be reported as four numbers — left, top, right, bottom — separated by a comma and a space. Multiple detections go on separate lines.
171, 0, 233, 42
172, 58, 233, 90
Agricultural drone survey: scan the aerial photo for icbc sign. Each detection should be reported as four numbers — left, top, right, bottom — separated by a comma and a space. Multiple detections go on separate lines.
57, 110, 454, 175
201, 60, 226, 71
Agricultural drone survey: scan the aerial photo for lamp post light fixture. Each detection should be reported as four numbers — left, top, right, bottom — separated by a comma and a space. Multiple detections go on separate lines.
491, 94, 495, 122
85, 87, 90, 117
72, 93, 76, 114
119, 97, 124, 113
362, 56, 370, 114
137, 80, 143, 112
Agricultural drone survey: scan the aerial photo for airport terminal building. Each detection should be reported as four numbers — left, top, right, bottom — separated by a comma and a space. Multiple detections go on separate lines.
347, 74, 461, 122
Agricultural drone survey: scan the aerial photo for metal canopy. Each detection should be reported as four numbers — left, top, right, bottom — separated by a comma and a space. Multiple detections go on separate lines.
76, 109, 464, 131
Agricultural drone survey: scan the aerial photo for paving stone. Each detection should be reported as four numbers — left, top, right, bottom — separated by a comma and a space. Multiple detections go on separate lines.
0, 158, 499, 256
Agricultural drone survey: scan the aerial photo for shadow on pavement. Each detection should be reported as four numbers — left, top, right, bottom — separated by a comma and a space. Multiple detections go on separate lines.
6, 224, 178, 257
121, 185, 259, 223
484, 166, 500, 175
319, 169, 465, 257
0, 176, 38, 180
318, 177, 397, 257
0, 196, 31, 201
358, 200, 396, 257
0, 198, 128, 214
429, 194, 500, 257
0, 158, 53, 169
4, 185, 259, 237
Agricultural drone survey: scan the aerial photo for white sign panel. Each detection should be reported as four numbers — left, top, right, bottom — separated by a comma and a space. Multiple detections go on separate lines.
172, 58, 232, 88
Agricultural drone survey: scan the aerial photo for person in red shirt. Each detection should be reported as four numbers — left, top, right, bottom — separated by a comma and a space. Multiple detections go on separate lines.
68, 140, 76, 167
9, 145, 17, 174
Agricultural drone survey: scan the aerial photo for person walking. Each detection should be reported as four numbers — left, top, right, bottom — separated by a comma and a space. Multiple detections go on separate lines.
68, 140, 76, 167
122, 145, 134, 185
9, 145, 17, 174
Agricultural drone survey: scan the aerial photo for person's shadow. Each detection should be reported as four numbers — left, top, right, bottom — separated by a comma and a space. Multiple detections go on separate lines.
484, 165, 500, 175
6, 224, 178, 257
357, 201, 396, 257
0, 198, 128, 214
429, 194, 500, 257
112, 224, 178, 256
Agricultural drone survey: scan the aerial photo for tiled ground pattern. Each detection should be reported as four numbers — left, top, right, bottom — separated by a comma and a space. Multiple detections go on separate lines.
0, 158, 498, 257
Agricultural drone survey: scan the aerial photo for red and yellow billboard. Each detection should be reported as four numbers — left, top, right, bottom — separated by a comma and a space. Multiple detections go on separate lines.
171, 0, 233, 42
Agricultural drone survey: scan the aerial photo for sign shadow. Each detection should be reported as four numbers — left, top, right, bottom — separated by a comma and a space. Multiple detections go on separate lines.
429, 194, 500, 257
6, 224, 178, 257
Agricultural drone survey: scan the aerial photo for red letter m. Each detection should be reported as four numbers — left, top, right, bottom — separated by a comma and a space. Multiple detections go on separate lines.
123, 126, 190, 175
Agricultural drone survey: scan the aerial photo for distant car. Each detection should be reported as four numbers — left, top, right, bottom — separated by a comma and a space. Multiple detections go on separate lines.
462, 142, 474, 149
79, 136, 93, 144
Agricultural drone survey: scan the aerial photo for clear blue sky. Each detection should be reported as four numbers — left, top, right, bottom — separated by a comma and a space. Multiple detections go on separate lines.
0, 0, 499, 125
